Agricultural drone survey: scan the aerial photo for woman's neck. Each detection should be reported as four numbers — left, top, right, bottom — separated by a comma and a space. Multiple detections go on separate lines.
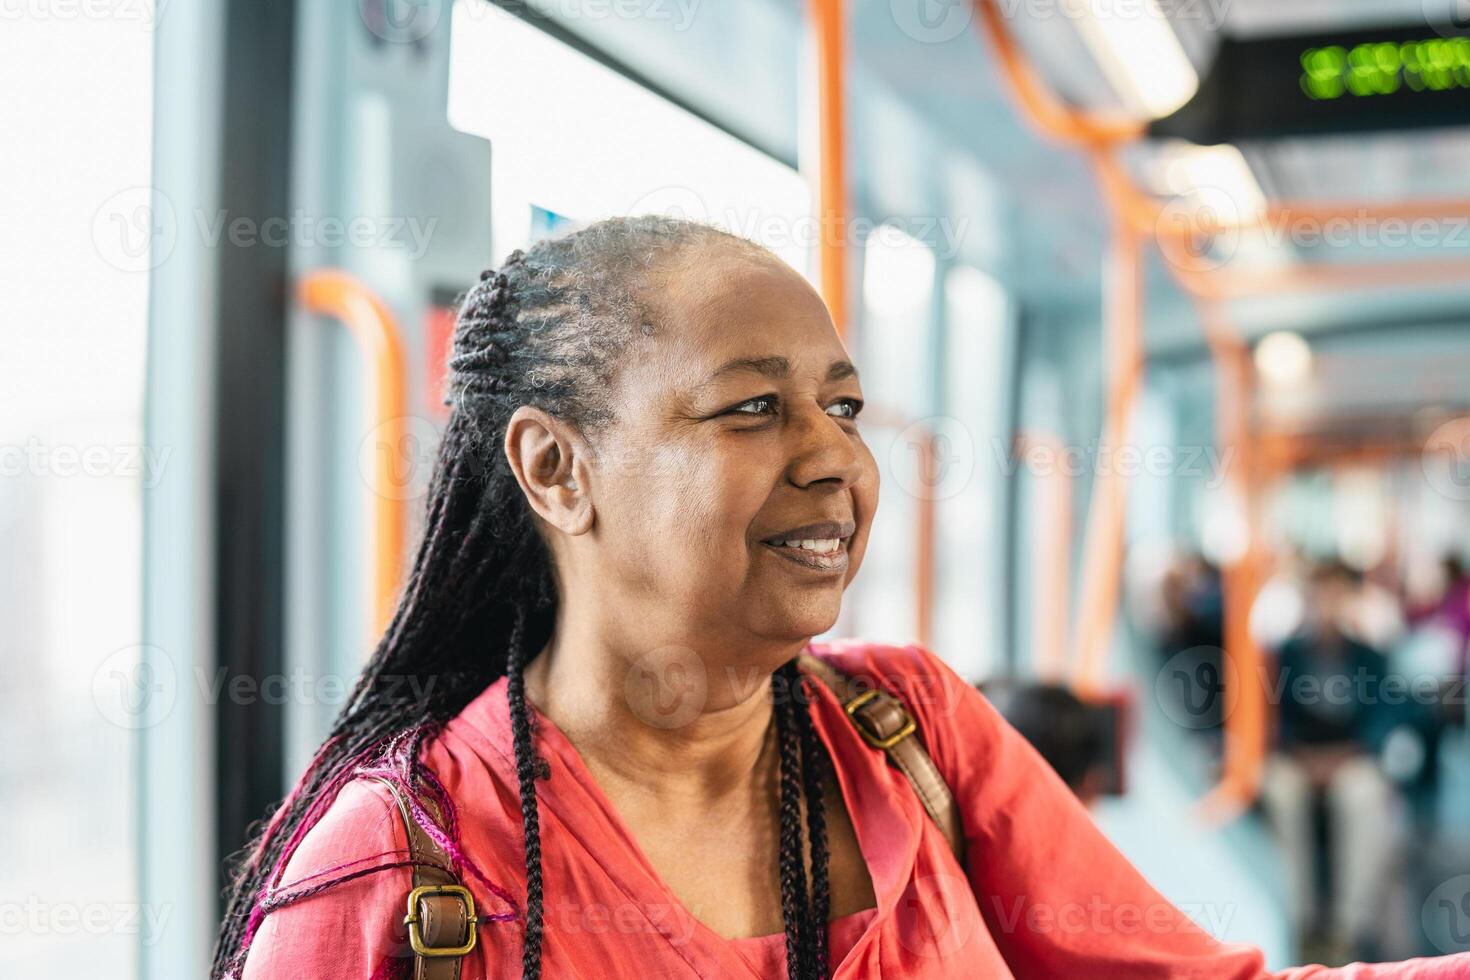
520, 617, 799, 804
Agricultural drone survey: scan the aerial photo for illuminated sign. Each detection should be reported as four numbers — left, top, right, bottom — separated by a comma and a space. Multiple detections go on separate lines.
1149, 24, 1470, 143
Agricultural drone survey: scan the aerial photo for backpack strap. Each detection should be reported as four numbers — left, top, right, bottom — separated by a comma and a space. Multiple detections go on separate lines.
373, 777, 476, 980
798, 652, 967, 865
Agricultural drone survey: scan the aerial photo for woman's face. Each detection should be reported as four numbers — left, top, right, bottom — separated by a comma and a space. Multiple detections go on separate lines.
576, 245, 879, 654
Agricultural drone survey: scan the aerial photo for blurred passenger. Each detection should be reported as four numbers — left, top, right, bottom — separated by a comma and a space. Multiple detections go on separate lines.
1153, 552, 1228, 746
979, 679, 1109, 806
1259, 560, 1406, 965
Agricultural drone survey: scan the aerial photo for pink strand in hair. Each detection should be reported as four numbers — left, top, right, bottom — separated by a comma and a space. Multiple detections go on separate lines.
235, 722, 521, 971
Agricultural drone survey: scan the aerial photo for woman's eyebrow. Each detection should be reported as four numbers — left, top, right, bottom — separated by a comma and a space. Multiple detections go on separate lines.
698, 355, 859, 389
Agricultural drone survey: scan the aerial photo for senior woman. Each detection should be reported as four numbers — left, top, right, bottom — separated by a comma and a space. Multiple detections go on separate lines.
216, 216, 1468, 979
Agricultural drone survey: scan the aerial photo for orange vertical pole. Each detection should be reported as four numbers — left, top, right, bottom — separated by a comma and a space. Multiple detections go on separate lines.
1194, 304, 1269, 820
298, 270, 409, 640
916, 431, 937, 650
1072, 222, 1145, 696
809, 0, 849, 341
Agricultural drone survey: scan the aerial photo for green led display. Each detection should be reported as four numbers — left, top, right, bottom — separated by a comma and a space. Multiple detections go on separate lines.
1301, 37, 1470, 100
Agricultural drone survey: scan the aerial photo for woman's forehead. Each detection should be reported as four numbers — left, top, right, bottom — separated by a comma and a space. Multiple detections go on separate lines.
650, 251, 843, 374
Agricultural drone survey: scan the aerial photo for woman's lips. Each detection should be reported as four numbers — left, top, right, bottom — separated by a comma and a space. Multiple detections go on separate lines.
761, 538, 850, 574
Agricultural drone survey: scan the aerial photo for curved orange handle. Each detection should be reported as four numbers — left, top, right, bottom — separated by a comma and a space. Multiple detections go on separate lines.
298, 270, 409, 640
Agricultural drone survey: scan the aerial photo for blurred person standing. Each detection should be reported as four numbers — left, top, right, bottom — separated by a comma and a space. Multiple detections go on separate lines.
1259, 560, 1408, 965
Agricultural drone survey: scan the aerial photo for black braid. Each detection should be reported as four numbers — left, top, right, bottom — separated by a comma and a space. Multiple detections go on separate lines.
211, 217, 834, 980
775, 663, 814, 979
505, 607, 547, 979
795, 670, 832, 978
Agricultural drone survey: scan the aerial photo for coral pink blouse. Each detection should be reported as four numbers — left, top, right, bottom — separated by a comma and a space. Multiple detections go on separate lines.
241, 640, 1470, 978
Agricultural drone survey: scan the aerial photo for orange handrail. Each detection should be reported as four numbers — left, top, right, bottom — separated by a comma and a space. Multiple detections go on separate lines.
971, 0, 1146, 146
1071, 221, 1145, 696
969, 0, 1470, 817
298, 270, 409, 640
1192, 303, 1269, 821
810, 0, 850, 342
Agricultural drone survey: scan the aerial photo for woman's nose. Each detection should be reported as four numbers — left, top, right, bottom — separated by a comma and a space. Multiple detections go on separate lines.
785, 403, 865, 490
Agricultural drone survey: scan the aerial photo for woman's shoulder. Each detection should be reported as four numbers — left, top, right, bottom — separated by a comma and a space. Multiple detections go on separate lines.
803, 637, 973, 713
239, 777, 414, 978
802, 637, 1011, 782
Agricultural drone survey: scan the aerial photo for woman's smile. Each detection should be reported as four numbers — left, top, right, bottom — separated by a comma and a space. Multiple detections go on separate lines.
759, 519, 856, 575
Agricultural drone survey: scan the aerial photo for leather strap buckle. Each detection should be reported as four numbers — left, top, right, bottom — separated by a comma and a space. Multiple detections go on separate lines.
844, 689, 917, 750
405, 884, 478, 958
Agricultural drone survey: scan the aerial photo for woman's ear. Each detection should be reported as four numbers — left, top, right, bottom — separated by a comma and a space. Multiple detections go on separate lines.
503, 405, 594, 536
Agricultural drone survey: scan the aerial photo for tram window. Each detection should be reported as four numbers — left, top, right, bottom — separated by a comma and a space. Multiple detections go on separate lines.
445, 0, 810, 272
846, 227, 937, 643
937, 264, 1011, 679
0, 15, 152, 980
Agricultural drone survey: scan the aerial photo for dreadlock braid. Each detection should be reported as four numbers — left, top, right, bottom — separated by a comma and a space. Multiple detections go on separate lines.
212, 216, 835, 980
796, 671, 833, 978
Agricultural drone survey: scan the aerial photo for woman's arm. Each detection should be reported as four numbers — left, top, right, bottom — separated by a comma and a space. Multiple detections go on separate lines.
861, 641, 1470, 979
236, 779, 416, 980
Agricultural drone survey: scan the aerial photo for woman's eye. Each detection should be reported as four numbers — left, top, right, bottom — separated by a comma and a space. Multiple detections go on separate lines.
827, 398, 863, 420
729, 395, 778, 416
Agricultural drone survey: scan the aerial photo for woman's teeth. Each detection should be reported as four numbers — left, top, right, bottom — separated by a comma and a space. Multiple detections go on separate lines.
774, 538, 841, 554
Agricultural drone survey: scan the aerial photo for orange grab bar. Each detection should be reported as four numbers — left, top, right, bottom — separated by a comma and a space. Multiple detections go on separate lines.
809, 0, 850, 342
970, 0, 1470, 814
970, 0, 1145, 147
1071, 223, 1144, 697
916, 429, 936, 651
298, 270, 409, 640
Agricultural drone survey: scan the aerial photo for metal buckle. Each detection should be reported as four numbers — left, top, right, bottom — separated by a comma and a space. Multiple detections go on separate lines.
844, 689, 916, 750
405, 884, 478, 958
